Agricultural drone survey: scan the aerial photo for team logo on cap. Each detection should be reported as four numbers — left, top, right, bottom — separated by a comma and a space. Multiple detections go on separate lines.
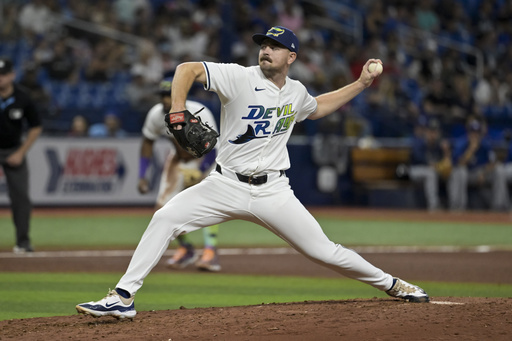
266, 27, 285, 37
160, 80, 172, 92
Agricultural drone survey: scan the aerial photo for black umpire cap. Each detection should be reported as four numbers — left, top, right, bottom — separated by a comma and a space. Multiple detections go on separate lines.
0, 58, 14, 75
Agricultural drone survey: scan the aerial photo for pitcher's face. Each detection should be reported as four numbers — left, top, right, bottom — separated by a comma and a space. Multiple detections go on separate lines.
258, 39, 295, 73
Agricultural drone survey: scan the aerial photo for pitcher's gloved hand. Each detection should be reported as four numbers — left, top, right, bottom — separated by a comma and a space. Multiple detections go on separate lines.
165, 108, 219, 158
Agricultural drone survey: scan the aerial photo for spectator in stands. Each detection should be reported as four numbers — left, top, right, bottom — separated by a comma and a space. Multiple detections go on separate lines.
18, 63, 55, 121
42, 40, 78, 82
89, 111, 127, 138
448, 116, 509, 211
84, 39, 126, 82
450, 74, 475, 124
68, 115, 90, 137
231, 29, 260, 67
276, 0, 304, 32
408, 118, 452, 211
364, 1, 386, 39
18, 63, 51, 108
414, 0, 440, 33
32, 38, 54, 67
167, 19, 209, 61
131, 40, 163, 85
415, 39, 442, 83
113, 0, 151, 26
422, 78, 451, 122
1, 3, 22, 40
125, 65, 159, 113
18, 0, 54, 40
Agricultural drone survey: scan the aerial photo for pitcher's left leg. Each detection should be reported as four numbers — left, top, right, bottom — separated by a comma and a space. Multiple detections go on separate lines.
251, 185, 392, 291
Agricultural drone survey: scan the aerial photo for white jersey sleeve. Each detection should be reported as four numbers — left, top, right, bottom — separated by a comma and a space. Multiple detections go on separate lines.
202, 62, 248, 105
142, 103, 166, 140
290, 79, 317, 122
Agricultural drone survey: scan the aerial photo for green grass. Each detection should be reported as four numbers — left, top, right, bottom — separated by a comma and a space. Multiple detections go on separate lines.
1, 272, 511, 321
1, 213, 511, 322
1, 216, 511, 249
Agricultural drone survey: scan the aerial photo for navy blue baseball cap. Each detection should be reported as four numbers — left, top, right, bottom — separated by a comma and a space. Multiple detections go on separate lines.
159, 77, 173, 95
252, 26, 299, 53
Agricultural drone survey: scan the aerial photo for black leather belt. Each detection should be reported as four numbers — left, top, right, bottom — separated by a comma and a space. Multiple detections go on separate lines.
216, 164, 284, 185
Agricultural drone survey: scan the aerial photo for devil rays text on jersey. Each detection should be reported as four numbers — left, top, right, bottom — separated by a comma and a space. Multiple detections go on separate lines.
229, 103, 296, 144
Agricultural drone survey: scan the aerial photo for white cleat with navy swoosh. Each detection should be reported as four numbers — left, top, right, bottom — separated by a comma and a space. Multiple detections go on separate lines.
76, 289, 136, 319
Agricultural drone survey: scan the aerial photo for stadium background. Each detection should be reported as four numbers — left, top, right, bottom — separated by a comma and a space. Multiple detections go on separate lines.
1, 0, 512, 208
1, 1, 512, 339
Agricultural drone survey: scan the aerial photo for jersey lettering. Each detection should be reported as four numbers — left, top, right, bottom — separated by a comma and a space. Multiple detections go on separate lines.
253, 120, 271, 135
242, 105, 265, 120
273, 113, 296, 134
230, 103, 297, 144
263, 108, 275, 119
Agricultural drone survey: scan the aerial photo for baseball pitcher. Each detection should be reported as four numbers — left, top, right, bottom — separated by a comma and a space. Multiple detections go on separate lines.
77, 26, 429, 320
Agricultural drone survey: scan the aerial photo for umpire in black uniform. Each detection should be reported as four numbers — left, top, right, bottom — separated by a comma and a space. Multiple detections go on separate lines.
0, 58, 43, 253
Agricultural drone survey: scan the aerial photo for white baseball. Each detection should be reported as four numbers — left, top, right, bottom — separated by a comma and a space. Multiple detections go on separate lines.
368, 62, 383, 75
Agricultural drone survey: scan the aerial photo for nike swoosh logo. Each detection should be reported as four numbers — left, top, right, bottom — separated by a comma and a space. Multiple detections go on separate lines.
105, 302, 119, 308
254, 87, 265, 91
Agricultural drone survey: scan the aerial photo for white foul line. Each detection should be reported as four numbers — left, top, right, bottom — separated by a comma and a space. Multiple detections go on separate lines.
0, 245, 500, 259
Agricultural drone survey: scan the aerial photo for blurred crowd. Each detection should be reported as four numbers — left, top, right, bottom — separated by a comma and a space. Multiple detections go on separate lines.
1, 0, 511, 142
2, 0, 512, 210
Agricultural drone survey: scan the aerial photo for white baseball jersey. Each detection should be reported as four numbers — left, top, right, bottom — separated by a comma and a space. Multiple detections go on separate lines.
202, 62, 317, 175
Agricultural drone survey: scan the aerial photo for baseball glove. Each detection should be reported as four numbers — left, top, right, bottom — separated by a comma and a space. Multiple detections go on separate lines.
165, 108, 219, 158
435, 158, 452, 180
181, 168, 203, 188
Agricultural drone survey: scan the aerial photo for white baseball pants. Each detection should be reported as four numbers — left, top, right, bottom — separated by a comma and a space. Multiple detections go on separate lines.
117, 171, 393, 294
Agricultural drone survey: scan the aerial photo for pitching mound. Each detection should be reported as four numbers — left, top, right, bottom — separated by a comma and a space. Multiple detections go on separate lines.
1, 297, 510, 340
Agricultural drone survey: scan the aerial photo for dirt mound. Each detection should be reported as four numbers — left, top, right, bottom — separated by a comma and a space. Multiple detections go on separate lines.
1, 297, 510, 340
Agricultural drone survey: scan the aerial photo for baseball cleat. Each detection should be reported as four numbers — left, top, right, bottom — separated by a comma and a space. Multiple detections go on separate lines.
195, 247, 221, 272
13, 245, 34, 254
76, 289, 136, 319
386, 277, 430, 303
165, 245, 197, 269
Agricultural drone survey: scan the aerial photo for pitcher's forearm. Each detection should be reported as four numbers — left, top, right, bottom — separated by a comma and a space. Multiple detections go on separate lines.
171, 62, 207, 112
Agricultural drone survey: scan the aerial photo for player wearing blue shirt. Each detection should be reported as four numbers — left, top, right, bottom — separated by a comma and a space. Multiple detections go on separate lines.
447, 117, 509, 210
409, 118, 451, 210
